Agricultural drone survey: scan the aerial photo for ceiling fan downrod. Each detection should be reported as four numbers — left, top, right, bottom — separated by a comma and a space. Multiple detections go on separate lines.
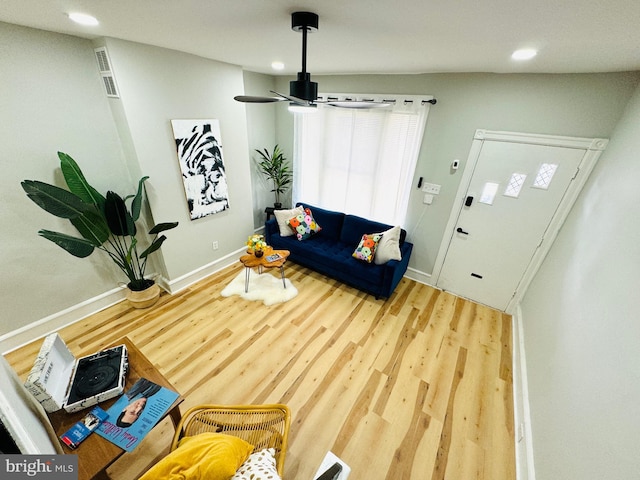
290, 11, 318, 101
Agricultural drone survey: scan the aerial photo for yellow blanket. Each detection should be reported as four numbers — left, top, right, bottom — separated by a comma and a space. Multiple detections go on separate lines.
139, 432, 253, 480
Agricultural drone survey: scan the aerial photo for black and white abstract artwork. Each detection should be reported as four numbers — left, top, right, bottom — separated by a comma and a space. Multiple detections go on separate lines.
171, 119, 230, 220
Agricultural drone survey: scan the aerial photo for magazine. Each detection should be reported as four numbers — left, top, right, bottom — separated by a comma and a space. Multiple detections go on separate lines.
95, 378, 179, 451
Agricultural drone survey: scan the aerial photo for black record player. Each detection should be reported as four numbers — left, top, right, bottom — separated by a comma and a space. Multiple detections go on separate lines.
25, 334, 128, 413
66, 345, 128, 408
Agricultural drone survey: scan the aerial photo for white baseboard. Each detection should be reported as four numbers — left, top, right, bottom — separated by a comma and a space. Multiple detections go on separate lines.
0, 287, 126, 354
512, 305, 536, 480
404, 266, 432, 286
165, 248, 243, 294
0, 251, 241, 355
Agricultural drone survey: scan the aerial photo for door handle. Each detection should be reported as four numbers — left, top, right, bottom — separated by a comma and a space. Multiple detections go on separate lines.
456, 227, 469, 235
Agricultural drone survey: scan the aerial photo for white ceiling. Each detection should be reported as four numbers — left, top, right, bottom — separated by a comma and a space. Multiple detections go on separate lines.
2, 0, 639, 75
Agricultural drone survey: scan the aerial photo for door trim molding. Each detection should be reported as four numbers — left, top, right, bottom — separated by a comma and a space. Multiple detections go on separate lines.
512, 305, 536, 480
474, 129, 608, 150
432, 130, 608, 313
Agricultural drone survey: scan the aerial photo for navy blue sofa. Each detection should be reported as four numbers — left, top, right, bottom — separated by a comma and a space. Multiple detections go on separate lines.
264, 203, 413, 299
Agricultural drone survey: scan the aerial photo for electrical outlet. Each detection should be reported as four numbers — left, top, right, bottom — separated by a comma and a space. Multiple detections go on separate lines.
212, 241, 219, 250
421, 182, 441, 194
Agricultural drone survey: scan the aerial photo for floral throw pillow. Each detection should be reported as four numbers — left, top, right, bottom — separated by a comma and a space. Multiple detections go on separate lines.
352, 233, 383, 263
287, 208, 322, 241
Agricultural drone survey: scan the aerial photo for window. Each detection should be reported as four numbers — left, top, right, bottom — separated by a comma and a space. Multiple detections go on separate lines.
480, 182, 500, 205
504, 173, 527, 198
293, 94, 432, 225
532, 163, 558, 189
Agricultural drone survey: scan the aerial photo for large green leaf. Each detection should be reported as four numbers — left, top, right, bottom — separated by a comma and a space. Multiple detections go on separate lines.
21, 180, 90, 219
140, 235, 166, 258
125, 237, 137, 265
38, 230, 96, 258
149, 222, 179, 235
104, 191, 135, 236
70, 210, 110, 246
58, 152, 106, 210
130, 176, 149, 221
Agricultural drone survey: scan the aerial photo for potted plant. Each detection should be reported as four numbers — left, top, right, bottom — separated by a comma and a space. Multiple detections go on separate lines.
21, 152, 178, 308
254, 145, 292, 209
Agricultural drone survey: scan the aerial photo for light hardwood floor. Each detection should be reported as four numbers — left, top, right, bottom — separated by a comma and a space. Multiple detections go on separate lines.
5, 262, 515, 480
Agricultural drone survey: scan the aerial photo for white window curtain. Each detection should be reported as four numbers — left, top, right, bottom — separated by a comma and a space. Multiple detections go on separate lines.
292, 94, 432, 225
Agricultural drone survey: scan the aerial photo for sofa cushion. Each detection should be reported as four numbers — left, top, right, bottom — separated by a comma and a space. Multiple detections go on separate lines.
352, 233, 383, 263
288, 207, 322, 240
372, 226, 402, 265
274, 206, 304, 237
296, 203, 344, 241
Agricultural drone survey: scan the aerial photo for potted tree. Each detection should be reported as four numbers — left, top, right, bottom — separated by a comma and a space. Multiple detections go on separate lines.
21, 152, 178, 308
254, 145, 292, 209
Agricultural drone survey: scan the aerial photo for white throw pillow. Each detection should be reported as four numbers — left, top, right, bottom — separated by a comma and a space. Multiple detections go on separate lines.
232, 448, 281, 480
373, 226, 402, 265
274, 206, 304, 237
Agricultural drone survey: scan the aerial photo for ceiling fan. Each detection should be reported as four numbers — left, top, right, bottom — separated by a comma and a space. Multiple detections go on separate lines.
234, 12, 395, 110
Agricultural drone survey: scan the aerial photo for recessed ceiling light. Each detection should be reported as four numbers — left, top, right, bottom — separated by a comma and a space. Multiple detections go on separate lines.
512, 49, 537, 61
68, 13, 99, 26
271, 61, 285, 71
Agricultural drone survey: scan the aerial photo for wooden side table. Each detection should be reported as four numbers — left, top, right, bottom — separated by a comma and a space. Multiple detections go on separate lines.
47, 337, 183, 480
239, 249, 290, 293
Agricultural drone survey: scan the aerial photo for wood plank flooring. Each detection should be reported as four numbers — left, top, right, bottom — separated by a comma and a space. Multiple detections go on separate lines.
5, 262, 515, 480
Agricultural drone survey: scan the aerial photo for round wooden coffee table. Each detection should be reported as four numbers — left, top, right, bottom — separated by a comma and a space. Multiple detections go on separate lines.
239, 249, 290, 293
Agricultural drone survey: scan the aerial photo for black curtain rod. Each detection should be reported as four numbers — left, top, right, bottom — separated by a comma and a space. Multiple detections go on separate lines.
322, 97, 437, 105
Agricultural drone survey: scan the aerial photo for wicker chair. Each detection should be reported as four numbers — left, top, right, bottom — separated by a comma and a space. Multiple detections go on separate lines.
170, 404, 291, 477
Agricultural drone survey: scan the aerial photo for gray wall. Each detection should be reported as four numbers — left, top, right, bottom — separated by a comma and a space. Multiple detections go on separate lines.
0, 23, 253, 336
99, 38, 254, 279
520, 83, 640, 479
274, 73, 640, 278
1, 22, 131, 331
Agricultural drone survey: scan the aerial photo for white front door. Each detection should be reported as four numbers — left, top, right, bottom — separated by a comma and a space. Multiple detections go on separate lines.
435, 130, 607, 312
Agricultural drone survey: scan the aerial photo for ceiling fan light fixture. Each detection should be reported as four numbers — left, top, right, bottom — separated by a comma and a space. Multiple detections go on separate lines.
290, 72, 318, 102
288, 103, 317, 113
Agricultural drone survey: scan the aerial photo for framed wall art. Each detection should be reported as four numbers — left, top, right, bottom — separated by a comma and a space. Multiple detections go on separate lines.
171, 119, 230, 220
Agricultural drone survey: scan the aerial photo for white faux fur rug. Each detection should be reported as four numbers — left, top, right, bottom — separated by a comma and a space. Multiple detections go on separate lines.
221, 270, 298, 306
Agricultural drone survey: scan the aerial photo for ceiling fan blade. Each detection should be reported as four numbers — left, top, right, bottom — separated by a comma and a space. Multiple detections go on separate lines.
234, 95, 285, 103
270, 90, 311, 106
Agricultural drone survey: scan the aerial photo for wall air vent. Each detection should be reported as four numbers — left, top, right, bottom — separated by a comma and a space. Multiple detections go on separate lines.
94, 47, 119, 98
